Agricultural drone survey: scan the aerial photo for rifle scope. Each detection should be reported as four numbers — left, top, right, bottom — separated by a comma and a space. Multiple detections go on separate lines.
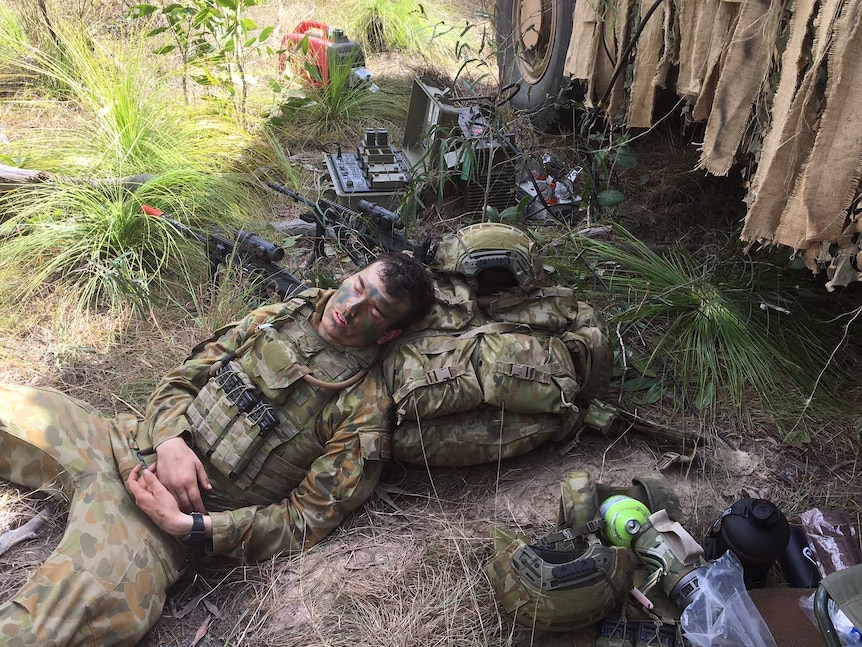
235, 230, 285, 263
357, 199, 403, 230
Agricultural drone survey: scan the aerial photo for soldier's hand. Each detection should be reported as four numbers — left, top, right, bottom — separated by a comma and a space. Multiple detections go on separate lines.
127, 464, 188, 535
154, 436, 211, 513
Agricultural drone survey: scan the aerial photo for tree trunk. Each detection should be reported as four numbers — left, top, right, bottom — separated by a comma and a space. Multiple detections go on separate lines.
0, 164, 154, 192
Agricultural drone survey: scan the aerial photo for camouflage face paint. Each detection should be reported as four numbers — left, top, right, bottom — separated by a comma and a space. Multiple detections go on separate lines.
318, 263, 408, 347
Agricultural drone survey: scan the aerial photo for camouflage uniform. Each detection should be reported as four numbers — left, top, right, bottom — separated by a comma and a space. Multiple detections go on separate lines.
0, 289, 392, 646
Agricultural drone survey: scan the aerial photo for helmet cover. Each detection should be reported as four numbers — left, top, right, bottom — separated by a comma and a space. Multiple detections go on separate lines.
486, 528, 634, 631
430, 223, 543, 293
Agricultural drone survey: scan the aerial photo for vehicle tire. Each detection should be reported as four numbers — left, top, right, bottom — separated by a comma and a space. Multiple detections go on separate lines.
496, 0, 577, 132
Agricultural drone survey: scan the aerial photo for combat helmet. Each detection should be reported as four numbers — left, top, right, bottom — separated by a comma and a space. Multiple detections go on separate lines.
485, 471, 633, 631
485, 470, 683, 631
430, 223, 544, 294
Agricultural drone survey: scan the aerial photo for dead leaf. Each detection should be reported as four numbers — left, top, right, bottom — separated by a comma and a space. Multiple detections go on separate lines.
174, 595, 200, 619
202, 598, 222, 619
191, 616, 209, 647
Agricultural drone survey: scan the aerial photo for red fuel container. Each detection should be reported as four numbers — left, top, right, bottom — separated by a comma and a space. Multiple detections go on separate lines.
279, 21, 365, 88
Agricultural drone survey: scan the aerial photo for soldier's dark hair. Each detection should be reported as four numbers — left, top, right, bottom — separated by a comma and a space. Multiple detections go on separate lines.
371, 252, 435, 330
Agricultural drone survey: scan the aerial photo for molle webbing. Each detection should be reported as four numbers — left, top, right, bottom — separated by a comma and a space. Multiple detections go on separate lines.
186, 296, 366, 505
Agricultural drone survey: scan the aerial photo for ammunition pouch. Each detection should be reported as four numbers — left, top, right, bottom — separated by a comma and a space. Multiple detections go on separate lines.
186, 361, 305, 496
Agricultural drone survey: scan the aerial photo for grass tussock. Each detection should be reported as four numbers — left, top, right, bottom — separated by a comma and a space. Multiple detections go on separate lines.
269, 61, 410, 144
337, 0, 475, 65
0, 20, 267, 309
0, 23, 246, 175
566, 226, 862, 440
0, 170, 262, 309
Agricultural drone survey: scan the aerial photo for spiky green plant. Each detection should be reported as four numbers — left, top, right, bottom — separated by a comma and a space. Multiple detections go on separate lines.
0, 23, 264, 308
0, 5, 26, 49
0, 169, 259, 308
269, 48, 407, 142
0, 25, 247, 175
568, 227, 858, 439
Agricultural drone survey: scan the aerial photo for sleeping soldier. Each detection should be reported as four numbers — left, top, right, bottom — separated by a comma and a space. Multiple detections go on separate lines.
0, 252, 435, 647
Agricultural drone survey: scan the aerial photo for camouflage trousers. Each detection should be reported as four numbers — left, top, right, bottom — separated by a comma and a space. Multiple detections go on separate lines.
0, 385, 188, 647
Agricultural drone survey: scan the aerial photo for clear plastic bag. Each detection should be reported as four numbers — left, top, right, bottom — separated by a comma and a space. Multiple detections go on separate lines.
799, 593, 862, 646
680, 551, 777, 647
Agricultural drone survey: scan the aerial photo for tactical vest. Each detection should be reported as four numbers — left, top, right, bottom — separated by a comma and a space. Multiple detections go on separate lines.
383, 275, 612, 466
184, 291, 385, 508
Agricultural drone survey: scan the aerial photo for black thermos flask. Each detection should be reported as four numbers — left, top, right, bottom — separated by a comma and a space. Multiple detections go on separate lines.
706, 498, 791, 588
779, 524, 822, 587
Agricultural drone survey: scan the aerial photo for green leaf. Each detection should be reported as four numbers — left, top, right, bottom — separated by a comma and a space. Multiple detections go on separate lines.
215, 0, 237, 9
613, 148, 638, 169
597, 190, 626, 207
643, 381, 665, 404
694, 380, 715, 409
240, 18, 257, 32
146, 26, 170, 37
499, 206, 521, 223
127, 4, 158, 19
789, 254, 807, 270
258, 26, 274, 42
622, 376, 659, 392
155, 44, 178, 55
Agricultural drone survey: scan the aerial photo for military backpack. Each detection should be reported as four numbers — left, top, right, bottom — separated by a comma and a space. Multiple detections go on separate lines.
382, 223, 613, 466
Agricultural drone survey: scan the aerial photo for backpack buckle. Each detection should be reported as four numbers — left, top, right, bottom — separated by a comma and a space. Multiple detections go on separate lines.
426, 367, 455, 384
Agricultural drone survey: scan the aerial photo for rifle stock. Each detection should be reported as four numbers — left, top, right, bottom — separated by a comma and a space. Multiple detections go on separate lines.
142, 204, 307, 300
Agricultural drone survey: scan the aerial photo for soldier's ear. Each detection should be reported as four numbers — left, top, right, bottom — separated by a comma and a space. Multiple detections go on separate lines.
376, 329, 402, 345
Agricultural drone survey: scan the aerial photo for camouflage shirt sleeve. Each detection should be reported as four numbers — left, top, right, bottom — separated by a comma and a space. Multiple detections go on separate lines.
206, 369, 392, 561
142, 303, 289, 448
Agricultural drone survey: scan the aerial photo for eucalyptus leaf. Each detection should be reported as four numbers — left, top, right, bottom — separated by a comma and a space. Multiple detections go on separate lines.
597, 190, 626, 207
643, 381, 666, 404
127, 4, 158, 18
613, 148, 638, 169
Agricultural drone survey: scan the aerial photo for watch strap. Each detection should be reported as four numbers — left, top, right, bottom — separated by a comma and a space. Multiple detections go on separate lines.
181, 512, 205, 543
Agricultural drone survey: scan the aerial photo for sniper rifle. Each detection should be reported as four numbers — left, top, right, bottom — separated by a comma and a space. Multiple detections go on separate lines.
265, 181, 435, 267
142, 204, 307, 300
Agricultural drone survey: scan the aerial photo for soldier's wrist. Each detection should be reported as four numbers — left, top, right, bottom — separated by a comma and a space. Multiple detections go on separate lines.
181, 512, 206, 542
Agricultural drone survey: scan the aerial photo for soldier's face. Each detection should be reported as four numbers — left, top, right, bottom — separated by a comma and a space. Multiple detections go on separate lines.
318, 262, 408, 347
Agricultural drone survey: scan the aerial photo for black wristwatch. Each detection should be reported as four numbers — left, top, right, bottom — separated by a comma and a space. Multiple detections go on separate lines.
181, 512, 205, 543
